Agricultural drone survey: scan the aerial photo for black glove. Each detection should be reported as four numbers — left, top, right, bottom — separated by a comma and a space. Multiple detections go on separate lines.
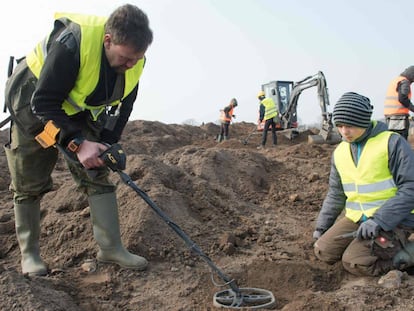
356, 219, 380, 240
99, 143, 126, 171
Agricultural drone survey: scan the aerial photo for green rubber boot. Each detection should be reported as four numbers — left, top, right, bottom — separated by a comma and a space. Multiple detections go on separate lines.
216, 134, 223, 142
14, 201, 48, 276
393, 242, 414, 269
89, 192, 148, 270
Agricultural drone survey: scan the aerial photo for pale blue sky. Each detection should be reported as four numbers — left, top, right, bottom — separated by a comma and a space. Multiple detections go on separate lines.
1, 0, 413, 126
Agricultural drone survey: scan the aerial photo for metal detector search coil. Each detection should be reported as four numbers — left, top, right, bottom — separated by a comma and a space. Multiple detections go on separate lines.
213, 287, 276, 309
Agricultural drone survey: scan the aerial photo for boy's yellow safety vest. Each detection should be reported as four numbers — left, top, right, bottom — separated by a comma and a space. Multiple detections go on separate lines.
334, 131, 404, 222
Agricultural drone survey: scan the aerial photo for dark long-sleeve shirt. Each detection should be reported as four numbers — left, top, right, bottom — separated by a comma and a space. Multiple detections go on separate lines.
259, 103, 265, 122
31, 24, 139, 146
397, 79, 414, 112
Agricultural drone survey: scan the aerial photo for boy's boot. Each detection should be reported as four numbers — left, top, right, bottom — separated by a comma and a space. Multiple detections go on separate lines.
393, 242, 414, 269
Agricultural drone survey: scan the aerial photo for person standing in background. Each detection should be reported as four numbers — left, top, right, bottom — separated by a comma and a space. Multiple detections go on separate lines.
257, 91, 277, 149
217, 98, 238, 142
384, 66, 414, 139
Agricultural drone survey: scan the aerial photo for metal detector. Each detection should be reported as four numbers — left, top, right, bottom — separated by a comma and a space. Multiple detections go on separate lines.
115, 169, 276, 309
55, 143, 276, 309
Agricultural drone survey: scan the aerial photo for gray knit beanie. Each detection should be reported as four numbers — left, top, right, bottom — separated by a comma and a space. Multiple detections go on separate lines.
332, 92, 373, 128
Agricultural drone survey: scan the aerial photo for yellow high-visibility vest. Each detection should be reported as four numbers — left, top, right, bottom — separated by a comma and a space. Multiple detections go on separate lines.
334, 130, 404, 222
26, 12, 145, 120
261, 98, 278, 120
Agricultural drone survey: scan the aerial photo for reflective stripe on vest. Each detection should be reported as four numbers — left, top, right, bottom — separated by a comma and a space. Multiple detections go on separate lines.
26, 12, 145, 121
334, 131, 399, 222
261, 98, 278, 120
384, 76, 410, 115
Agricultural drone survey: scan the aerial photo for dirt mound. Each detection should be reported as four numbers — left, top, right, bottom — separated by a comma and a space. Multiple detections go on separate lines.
0, 121, 413, 310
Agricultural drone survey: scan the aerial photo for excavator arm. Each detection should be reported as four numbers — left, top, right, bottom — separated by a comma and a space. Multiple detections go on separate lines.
280, 71, 340, 143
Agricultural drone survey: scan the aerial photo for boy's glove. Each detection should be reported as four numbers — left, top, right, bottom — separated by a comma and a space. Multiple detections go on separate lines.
99, 143, 126, 171
356, 219, 380, 240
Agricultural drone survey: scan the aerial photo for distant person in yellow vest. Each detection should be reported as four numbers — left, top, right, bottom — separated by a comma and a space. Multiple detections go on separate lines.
313, 92, 414, 277
257, 91, 278, 149
4, 4, 153, 276
384, 66, 414, 139
217, 98, 238, 142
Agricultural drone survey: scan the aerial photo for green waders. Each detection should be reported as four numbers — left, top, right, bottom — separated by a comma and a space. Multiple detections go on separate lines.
5, 59, 147, 274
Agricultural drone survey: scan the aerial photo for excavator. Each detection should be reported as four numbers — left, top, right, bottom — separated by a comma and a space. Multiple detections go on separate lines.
255, 71, 341, 144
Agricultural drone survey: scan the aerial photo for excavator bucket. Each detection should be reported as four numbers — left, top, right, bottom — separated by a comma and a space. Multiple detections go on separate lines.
308, 132, 342, 145
308, 125, 342, 144
307, 113, 342, 145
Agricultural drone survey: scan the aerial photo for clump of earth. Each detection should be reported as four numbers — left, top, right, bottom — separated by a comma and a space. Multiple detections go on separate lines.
1, 120, 413, 310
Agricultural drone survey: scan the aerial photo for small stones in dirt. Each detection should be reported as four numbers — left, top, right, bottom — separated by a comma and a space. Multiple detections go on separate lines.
81, 259, 97, 273
378, 270, 405, 288
218, 232, 239, 255
289, 194, 300, 202
79, 207, 90, 217
257, 234, 273, 244
308, 173, 320, 182
50, 268, 65, 275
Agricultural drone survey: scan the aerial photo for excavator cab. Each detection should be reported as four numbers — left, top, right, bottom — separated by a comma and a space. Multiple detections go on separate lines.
258, 80, 297, 131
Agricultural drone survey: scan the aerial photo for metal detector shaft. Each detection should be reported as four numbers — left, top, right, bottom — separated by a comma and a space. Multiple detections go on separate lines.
334, 231, 357, 240
116, 170, 241, 295
0, 116, 11, 129
53, 144, 274, 308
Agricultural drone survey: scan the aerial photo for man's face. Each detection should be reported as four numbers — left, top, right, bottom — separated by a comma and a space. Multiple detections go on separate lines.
104, 35, 147, 73
336, 124, 366, 142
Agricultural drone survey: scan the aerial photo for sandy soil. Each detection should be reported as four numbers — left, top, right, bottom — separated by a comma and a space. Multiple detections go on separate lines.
1, 120, 414, 311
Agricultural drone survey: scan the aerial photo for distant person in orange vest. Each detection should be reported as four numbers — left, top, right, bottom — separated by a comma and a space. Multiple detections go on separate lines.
257, 91, 278, 149
217, 98, 237, 142
384, 66, 414, 139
